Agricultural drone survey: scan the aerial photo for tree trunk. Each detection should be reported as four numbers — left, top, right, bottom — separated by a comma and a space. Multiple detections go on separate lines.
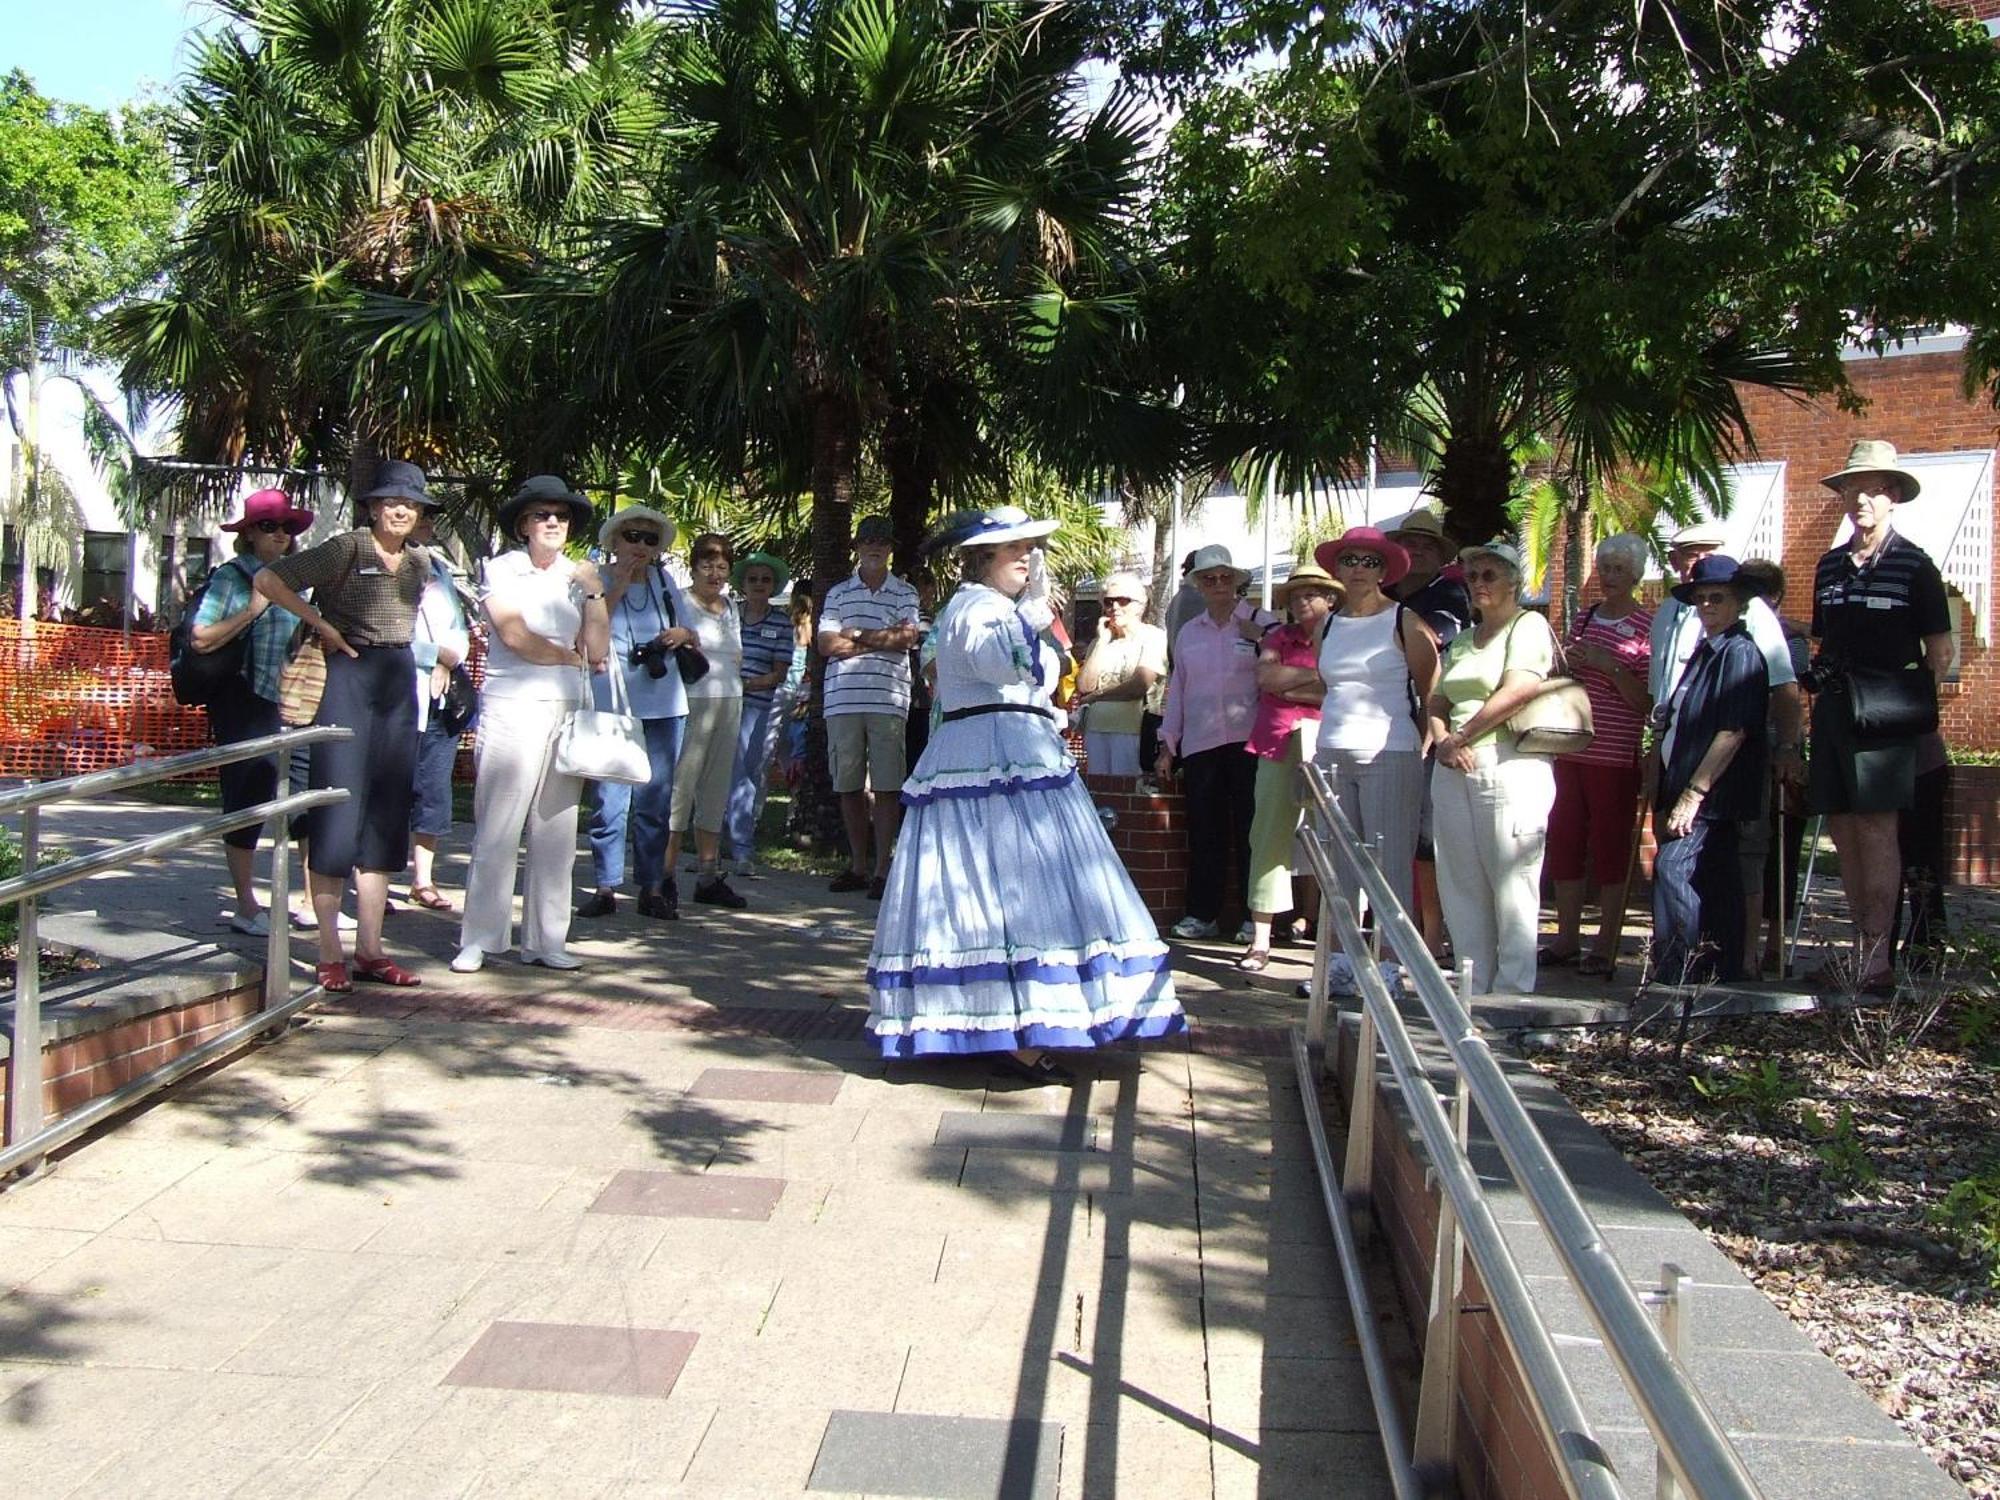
881, 414, 935, 587
1561, 482, 1587, 627
1433, 427, 1514, 552
20, 333, 39, 630
1148, 494, 1174, 628
345, 432, 381, 530
790, 394, 862, 853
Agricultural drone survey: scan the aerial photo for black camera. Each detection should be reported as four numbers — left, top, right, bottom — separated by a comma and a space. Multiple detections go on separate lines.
630, 639, 673, 679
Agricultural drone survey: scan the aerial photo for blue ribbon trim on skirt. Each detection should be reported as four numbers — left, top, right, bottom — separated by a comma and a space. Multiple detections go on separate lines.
867, 947, 1168, 991
898, 766, 1077, 807
874, 1009, 1186, 1058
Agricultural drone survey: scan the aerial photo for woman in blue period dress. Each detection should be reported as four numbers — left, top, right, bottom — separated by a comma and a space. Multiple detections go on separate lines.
867, 507, 1183, 1080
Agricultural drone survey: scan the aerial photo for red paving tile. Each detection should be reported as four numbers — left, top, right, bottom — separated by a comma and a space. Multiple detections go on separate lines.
588, 1169, 787, 1221
686, 1066, 845, 1105
443, 1321, 698, 1398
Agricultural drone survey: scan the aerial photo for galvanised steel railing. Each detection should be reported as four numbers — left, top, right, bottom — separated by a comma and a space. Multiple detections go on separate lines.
0, 728, 350, 1178
1293, 759, 1760, 1500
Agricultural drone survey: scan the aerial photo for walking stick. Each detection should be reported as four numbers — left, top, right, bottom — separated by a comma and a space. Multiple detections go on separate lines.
1603, 773, 1651, 985
1787, 815, 1824, 977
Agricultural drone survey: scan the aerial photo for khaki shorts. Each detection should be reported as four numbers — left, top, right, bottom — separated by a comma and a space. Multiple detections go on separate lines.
828, 712, 908, 795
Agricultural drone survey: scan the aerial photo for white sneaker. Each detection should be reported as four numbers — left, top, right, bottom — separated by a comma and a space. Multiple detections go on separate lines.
1170, 915, 1220, 940
521, 950, 583, 970
229, 910, 270, 937
290, 910, 359, 933
449, 946, 486, 974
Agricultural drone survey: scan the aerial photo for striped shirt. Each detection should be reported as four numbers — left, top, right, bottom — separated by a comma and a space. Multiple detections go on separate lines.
821, 569, 921, 717
1811, 530, 1950, 672
738, 606, 796, 705
193, 554, 300, 702
1563, 603, 1652, 768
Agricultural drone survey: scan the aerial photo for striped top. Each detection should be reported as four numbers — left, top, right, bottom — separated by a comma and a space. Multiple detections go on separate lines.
738, 605, 796, 705
1811, 530, 1950, 672
821, 569, 921, 717
1563, 603, 1652, 767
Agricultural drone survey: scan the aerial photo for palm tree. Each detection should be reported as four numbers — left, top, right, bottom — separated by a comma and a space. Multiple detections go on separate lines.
104, 0, 655, 505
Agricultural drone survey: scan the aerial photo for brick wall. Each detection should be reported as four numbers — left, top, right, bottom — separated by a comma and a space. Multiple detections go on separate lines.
1945, 763, 2000, 884
0, 984, 262, 1138
1086, 774, 1189, 928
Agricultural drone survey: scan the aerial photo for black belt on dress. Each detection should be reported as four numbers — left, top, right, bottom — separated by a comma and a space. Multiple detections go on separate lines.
941, 703, 1053, 723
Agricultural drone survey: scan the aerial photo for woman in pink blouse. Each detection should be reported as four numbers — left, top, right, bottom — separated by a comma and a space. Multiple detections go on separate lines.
1545, 533, 1653, 976
1238, 565, 1342, 970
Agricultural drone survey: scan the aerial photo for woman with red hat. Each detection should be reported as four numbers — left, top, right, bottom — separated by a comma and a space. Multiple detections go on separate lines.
190, 488, 315, 935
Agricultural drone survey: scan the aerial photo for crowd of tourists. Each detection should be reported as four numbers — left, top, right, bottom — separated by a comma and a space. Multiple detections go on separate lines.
192, 438, 1954, 1062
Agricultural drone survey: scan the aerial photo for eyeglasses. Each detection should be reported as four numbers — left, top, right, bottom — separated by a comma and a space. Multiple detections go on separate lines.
1465, 568, 1511, 583
1195, 571, 1235, 587
1102, 596, 1137, 607
1336, 553, 1385, 570
620, 530, 661, 546
1691, 589, 1736, 607
525, 508, 570, 524
250, 520, 291, 535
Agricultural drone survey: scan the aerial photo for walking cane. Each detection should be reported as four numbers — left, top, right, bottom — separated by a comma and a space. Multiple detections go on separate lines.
1603, 775, 1652, 986
1787, 815, 1824, 977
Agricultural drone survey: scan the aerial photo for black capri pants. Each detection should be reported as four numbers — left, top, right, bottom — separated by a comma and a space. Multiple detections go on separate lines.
308, 645, 417, 877
209, 690, 310, 850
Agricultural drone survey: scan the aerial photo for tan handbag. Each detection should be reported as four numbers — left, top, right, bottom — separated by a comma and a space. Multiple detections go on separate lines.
1508, 676, 1594, 755
1501, 611, 1594, 755
277, 633, 327, 726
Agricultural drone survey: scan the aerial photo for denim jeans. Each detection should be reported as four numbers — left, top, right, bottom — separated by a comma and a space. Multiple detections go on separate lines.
587, 715, 685, 889
724, 696, 777, 859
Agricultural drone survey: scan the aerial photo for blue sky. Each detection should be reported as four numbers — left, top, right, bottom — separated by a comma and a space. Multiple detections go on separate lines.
5, 0, 221, 108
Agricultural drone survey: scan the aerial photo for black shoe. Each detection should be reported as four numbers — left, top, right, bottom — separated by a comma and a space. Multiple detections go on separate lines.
867, 874, 887, 900
577, 889, 616, 919
991, 1053, 1075, 1087
636, 882, 678, 920
694, 875, 748, 910
828, 868, 869, 894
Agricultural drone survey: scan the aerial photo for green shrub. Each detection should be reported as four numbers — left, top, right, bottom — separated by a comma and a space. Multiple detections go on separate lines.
1930, 1164, 2000, 1288
1798, 1102, 1879, 1189
1689, 1057, 1802, 1123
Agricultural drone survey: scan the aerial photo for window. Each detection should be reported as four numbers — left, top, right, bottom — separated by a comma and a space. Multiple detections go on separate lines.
81, 531, 128, 612
1643, 462, 1786, 579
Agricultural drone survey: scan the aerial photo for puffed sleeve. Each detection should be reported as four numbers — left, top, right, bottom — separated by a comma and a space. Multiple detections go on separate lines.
953, 596, 1043, 687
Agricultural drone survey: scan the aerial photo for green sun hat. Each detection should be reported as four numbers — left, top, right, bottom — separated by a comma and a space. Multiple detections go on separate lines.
731, 550, 791, 594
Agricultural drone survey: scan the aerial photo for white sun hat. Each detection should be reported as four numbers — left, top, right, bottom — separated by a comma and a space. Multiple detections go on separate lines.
952, 505, 1060, 548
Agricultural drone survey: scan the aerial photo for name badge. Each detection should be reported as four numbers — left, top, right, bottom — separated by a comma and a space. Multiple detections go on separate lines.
356, 565, 385, 577
1613, 622, 1635, 638
1866, 597, 1895, 610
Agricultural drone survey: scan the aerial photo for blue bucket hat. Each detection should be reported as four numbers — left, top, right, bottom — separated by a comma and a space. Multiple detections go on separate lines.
1671, 553, 1745, 605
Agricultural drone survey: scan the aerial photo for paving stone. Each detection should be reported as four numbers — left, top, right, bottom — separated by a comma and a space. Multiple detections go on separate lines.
442, 1320, 697, 1399
807, 1409, 1064, 1500
588, 1170, 787, 1222
686, 1066, 845, 1105
936, 1111, 1099, 1152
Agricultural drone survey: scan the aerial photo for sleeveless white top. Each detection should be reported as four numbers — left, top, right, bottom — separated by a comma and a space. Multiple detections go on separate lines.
1317, 607, 1419, 753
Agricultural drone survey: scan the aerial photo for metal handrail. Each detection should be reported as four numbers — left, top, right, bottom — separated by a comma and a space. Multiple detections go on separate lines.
2, 727, 351, 1180
1295, 759, 1762, 1500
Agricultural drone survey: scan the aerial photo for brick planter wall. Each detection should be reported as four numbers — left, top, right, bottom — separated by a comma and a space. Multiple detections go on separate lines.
1085, 774, 1188, 929
0, 982, 262, 1142
1945, 763, 2000, 886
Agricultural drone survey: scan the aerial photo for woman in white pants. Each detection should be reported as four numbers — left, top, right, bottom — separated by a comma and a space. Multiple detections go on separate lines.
453, 477, 609, 973
1424, 539, 1557, 995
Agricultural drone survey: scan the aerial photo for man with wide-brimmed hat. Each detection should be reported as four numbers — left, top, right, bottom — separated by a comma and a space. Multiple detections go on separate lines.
818, 515, 924, 899
1385, 507, 1469, 645
1806, 439, 1953, 995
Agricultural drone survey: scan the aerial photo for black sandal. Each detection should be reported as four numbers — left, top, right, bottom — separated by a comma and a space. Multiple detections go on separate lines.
990, 1053, 1075, 1086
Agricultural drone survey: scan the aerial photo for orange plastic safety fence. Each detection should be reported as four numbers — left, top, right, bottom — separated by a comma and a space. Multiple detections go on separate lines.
0, 621, 215, 782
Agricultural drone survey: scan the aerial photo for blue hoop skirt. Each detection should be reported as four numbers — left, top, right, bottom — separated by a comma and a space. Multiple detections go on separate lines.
866, 587, 1183, 1058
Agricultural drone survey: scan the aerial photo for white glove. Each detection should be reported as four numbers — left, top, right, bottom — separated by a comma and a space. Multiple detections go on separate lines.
1017, 549, 1055, 631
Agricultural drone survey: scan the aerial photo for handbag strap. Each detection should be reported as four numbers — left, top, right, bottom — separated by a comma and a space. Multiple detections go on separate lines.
593, 658, 635, 717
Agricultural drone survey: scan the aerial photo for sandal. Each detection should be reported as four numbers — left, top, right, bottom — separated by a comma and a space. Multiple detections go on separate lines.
408, 885, 455, 913
1576, 953, 1613, 978
1236, 949, 1273, 973
352, 956, 421, 988
1538, 946, 1581, 968
316, 961, 352, 994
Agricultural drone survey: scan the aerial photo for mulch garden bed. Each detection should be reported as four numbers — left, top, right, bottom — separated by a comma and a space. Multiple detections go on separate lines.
1528, 999, 1999, 1497
0, 944, 101, 989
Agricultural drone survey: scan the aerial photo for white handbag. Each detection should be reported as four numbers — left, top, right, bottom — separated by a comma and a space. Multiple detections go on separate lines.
552, 665, 652, 785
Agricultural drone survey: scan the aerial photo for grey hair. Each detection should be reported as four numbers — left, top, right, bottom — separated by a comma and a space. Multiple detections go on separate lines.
1594, 533, 1648, 573
1100, 570, 1150, 603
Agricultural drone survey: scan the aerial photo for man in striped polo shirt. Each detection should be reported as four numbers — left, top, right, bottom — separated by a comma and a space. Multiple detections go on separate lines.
818, 517, 924, 898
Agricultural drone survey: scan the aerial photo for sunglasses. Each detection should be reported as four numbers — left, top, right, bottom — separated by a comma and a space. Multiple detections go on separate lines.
249, 520, 292, 535
1465, 567, 1510, 584
1102, 596, 1138, 607
1691, 589, 1736, 607
525, 508, 571, 524
620, 530, 661, 546
1336, 553, 1385, 570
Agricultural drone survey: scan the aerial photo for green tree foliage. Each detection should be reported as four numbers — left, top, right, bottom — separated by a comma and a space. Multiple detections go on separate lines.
105, 0, 658, 512
1149, 0, 2000, 544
